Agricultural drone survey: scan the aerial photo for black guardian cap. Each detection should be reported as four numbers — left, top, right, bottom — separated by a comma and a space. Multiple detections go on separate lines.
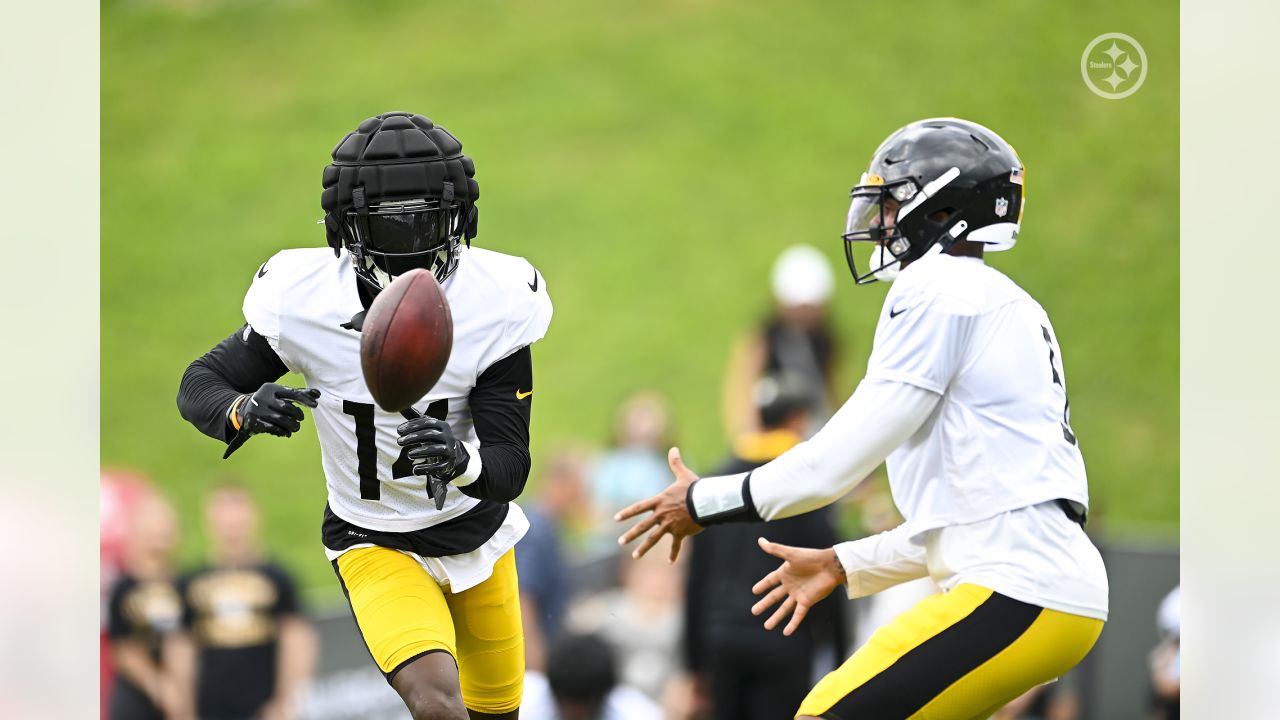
321, 112, 480, 290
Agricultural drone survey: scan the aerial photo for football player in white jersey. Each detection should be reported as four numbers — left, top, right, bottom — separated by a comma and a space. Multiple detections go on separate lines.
179, 112, 552, 720
617, 118, 1108, 719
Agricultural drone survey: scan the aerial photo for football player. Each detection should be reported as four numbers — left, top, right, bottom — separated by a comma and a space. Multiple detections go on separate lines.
617, 118, 1108, 719
178, 112, 552, 720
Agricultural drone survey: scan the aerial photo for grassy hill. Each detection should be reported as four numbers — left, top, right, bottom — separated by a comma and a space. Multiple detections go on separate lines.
103, 0, 1178, 594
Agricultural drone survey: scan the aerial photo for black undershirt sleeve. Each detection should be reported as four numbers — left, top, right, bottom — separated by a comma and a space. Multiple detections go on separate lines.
177, 325, 288, 443
459, 346, 533, 503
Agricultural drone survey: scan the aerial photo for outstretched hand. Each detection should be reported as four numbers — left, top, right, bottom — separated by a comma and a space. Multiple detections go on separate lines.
750, 538, 846, 636
614, 447, 704, 563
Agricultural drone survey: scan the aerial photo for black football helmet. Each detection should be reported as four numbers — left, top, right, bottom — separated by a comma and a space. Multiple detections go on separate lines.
842, 118, 1025, 284
321, 112, 480, 290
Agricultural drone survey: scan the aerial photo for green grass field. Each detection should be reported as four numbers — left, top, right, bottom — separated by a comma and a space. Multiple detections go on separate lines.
103, 0, 1178, 595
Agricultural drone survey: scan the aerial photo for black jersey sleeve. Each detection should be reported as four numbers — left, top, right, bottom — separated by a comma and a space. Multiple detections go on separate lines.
458, 346, 533, 503
178, 325, 289, 442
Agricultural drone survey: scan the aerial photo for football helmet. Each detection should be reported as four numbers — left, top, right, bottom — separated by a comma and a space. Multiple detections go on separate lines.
843, 118, 1024, 284
321, 112, 480, 290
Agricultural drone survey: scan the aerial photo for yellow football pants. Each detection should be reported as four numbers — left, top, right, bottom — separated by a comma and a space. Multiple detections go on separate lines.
333, 546, 524, 714
797, 583, 1103, 720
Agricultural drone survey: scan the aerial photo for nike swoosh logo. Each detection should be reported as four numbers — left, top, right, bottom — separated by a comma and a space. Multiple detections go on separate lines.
889, 305, 912, 318
257, 263, 268, 278
516, 389, 533, 400
527, 270, 539, 292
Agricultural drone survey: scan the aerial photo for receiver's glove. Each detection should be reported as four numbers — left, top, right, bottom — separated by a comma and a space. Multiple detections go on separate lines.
397, 415, 471, 509
224, 384, 321, 459
397, 416, 470, 480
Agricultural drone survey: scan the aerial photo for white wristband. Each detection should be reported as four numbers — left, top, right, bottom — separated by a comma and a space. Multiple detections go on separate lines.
688, 472, 757, 524
452, 441, 482, 487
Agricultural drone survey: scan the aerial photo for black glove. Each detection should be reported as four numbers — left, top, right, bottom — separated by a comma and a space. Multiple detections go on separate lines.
224, 384, 320, 459
396, 416, 470, 481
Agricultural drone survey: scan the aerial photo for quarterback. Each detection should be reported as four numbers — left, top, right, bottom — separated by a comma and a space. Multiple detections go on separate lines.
179, 112, 551, 720
618, 118, 1108, 719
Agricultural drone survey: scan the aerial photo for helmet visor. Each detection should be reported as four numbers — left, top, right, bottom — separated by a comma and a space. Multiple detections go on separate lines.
843, 178, 917, 243
356, 200, 458, 255
346, 199, 462, 285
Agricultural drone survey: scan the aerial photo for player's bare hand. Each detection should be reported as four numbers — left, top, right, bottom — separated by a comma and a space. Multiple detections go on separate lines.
614, 447, 704, 563
750, 538, 845, 636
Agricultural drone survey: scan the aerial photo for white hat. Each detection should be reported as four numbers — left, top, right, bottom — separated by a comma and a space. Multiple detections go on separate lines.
771, 244, 834, 307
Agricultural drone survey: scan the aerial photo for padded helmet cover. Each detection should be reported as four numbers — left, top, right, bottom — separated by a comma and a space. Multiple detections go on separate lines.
321, 112, 480, 254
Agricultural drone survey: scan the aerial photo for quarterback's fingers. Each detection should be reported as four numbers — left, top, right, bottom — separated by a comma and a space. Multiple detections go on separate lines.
667, 446, 695, 481
757, 537, 794, 561
632, 524, 668, 559
751, 585, 789, 616
764, 596, 797, 632
751, 568, 782, 596
668, 534, 685, 564
617, 513, 659, 546
783, 601, 811, 637
614, 496, 659, 523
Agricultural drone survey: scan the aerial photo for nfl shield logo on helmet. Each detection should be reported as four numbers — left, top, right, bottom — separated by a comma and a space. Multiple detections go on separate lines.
994, 197, 1009, 218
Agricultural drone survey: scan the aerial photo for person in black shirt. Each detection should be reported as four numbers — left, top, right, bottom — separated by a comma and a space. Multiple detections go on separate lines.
721, 245, 839, 441
171, 484, 315, 720
684, 372, 846, 720
106, 494, 183, 720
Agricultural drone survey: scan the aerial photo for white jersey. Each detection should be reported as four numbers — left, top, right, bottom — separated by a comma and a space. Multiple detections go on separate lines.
242, 245, 552, 534
869, 253, 1089, 537
721, 252, 1108, 619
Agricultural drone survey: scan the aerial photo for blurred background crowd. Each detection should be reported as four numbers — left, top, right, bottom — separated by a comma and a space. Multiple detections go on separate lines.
102, 247, 1178, 720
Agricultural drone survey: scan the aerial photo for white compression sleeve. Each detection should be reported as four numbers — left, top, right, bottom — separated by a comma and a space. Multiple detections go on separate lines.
833, 524, 929, 598
747, 378, 940, 521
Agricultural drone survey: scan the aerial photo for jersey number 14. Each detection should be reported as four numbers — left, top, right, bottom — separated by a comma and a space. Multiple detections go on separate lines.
342, 399, 448, 500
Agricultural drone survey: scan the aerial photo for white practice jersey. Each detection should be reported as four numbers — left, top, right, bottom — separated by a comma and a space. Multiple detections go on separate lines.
869, 253, 1089, 538
704, 251, 1107, 618
242, 245, 552, 534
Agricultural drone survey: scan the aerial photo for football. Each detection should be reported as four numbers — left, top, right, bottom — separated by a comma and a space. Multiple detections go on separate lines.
360, 269, 453, 412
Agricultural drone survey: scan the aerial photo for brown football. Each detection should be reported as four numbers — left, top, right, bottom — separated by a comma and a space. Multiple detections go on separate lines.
360, 268, 453, 412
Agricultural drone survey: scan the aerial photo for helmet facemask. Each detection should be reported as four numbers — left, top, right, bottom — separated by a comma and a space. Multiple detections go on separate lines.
842, 166, 966, 284
345, 194, 464, 291
842, 175, 919, 284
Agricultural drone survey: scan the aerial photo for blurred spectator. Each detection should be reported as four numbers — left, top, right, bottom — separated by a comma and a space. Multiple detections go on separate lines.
101, 469, 155, 718
722, 244, 838, 441
105, 493, 184, 720
170, 484, 315, 720
684, 372, 846, 720
517, 448, 593, 671
568, 547, 684, 702
1149, 585, 1180, 719
521, 633, 661, 720
591, 391, 673, 517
